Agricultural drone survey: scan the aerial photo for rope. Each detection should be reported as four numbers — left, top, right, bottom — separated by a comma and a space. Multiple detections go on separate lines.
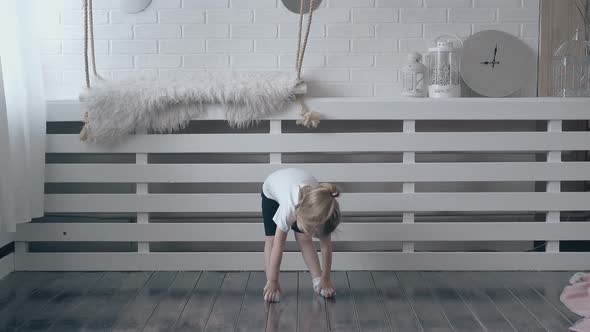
82, 0, 98, 89
83, 0, 90, 89
295, 0, 315, 81
294, 0, 320, 129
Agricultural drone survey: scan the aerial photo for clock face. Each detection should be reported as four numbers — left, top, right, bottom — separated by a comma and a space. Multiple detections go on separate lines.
461, 30, 534, 97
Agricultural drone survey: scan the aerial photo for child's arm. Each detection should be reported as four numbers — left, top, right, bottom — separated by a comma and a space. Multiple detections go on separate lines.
264, 229, 288, 302
319, 235, 336, 297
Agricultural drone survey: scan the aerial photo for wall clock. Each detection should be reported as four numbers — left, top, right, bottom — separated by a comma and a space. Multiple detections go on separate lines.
461, 30, 534, 97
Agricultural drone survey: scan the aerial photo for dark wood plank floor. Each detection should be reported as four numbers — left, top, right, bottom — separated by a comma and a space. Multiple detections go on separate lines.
0, 271, 579, 332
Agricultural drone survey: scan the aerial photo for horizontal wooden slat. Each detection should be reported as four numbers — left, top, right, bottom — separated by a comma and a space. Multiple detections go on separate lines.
45, 162, 590, 183
16, 222, 590, 242
44, 192, 590, 213
15, 251, 590, 271
46, 132, 590, 153
46, 98, 590, 122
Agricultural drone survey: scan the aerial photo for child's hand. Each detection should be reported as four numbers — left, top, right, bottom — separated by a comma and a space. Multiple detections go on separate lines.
263, 280, 282, 302
312, 277, 336, 298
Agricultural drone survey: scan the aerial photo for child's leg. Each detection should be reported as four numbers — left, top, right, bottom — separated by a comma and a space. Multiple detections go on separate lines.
294, 232, 322, 279
264, 236, 274, 276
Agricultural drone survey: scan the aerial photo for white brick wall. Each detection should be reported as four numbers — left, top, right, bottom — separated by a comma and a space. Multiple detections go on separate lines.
39, 0, 539, 99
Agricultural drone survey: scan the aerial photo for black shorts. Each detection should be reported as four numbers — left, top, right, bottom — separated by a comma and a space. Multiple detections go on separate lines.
261, 192, 302, 236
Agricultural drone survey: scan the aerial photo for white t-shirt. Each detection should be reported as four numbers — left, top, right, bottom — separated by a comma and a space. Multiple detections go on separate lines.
262, 168, 318, 233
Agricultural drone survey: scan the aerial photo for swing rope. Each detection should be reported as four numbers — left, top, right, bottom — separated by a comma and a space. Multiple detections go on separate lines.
80, 0, 320, 140
295, 0, 321, 129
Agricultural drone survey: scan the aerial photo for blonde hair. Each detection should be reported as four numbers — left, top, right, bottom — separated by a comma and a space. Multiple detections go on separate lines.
296, 183, 341, 238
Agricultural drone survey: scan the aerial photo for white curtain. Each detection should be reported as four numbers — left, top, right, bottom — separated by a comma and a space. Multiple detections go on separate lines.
0, 0, 46, 233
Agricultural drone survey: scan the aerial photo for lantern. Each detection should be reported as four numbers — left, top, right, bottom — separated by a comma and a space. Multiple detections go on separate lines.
552, 28, 590, 97
401, 52, 427, 97
427, 35, 463, 98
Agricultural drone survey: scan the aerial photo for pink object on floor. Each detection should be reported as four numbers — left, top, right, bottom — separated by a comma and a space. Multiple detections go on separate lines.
561, 272, 590, 332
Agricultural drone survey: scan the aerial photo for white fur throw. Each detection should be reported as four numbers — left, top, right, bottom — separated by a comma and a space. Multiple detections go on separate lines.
79, 71, 299, 143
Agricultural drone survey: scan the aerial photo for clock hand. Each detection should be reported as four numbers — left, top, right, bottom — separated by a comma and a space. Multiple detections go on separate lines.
492, 44, 498, 68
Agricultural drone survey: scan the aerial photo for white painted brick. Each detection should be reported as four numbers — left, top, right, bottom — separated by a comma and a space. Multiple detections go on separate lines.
256, 39, 349, 53
312, 9, 351, 23
522, 23, 539, 37
40, 40, 61, 54
135, 25, 181, 39
424, 23, 471, 38
207, 9, 252, 23
43, 71, 63, 85
474, 0, 520, 7
159, 40, 206, 53
375, 23, 422, 38
255, 9, 299, 23
62, 70, 111, 84
151, 0, 182, 8
159, 10, 205, 23
230, 0, 277, 8
305, 83, 373, 97
327, 55, 373, 67
207, 39, 253, 52
62, 40, 109, 54
375, 54, 409, 67
111, 40, 157, 54
351, 68, 397, 82
449, 8, 496, 22
61, 10, 109, 25
44, 26, 83, 40
352, 8, 399, 23
352, 39, 397, 52
498, 8, 538, 22
279, 54, 325, 68
401, 8, 447, 23
111, 10, 158, 23
42, 55, 82, 70
375, 83, 403, 96
111, 69, 158, 80
399, 38, 431, 52
231, 24, 277, 38
255, 39, 299, 52
135, 55, 182, 68
95, 55, 133, 69
376, 0, 423, 7
279, 24, 326, 38
183, 25, 229, 38
306, 39, 351, 52
92, 25, 134, 39
302, 68, 350, 82
473, 23, 520, 35
327, 24, 374, 38
425, 0, 471, 7
329, 0, 374, 7
231, 54, 277, 68
184, 55, 229, 68
160, 69, 207, 80
80, 0, 115, 9
182, 0, 228, 8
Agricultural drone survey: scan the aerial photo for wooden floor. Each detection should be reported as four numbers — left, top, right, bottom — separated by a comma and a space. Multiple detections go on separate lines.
0, 271, 579, 332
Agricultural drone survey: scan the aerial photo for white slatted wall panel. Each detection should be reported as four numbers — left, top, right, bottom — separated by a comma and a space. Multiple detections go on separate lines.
15, 98, 590, 271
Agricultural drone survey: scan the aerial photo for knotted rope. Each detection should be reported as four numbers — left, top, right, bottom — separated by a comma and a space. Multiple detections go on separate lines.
294, 0, 321, 129
80, 0, 100, 141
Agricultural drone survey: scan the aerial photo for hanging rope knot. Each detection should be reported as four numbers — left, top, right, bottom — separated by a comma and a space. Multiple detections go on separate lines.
80, 111, 90, 141
294, 0, 320, 129
296, 97, 320, 129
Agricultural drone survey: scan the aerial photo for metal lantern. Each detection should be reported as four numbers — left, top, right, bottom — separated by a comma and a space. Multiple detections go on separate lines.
552, 28, 590, 97
427, 35, 463, 98
401, 52, 427, 97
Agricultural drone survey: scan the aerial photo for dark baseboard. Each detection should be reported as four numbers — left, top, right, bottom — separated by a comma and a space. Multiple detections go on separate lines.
0, 242, 14, 260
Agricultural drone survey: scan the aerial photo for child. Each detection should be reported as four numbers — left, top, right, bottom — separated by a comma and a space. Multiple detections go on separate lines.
261, 168, 341, 302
